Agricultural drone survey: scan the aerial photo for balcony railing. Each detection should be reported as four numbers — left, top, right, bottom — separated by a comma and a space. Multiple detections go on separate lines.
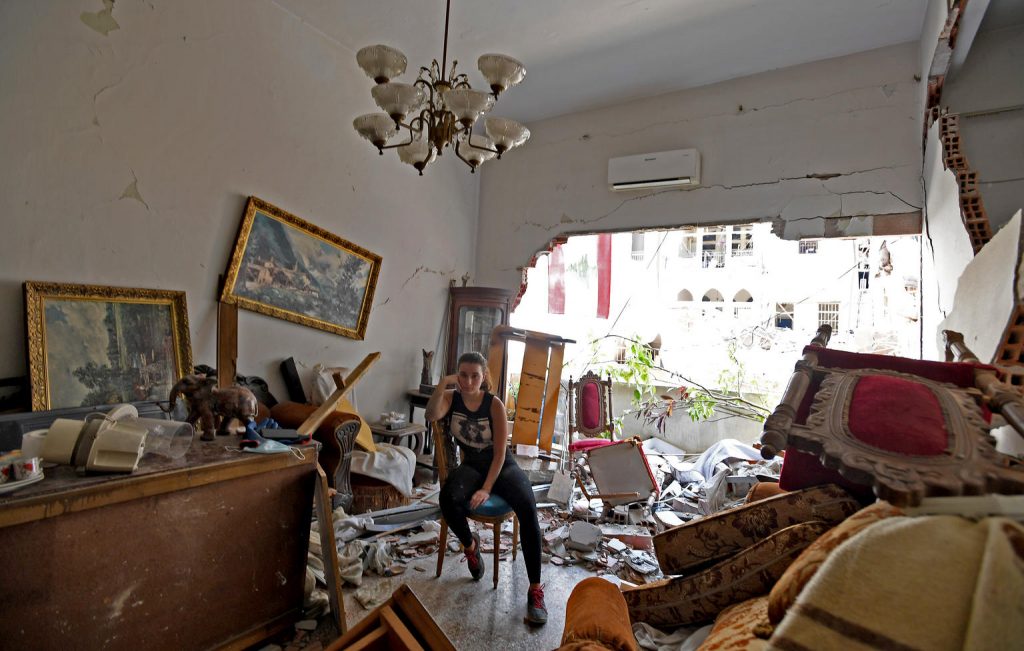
701, 250, 725, 268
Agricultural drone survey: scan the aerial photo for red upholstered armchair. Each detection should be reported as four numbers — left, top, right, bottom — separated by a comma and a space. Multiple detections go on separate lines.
760, 325, 1024, 506
567, 371, 616, 453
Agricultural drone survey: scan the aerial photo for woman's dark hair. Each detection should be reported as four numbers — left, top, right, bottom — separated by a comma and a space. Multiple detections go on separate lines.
457, 351, 492, 392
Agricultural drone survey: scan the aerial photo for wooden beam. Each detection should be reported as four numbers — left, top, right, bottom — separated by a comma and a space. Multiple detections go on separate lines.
297, 352, 381, 438
216, 300, 238, 388
315, 463, 346, 634
537, 343, 565, 452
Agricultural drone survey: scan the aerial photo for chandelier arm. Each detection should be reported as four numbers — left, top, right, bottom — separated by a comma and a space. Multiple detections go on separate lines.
407, 108, 433, 134
377, 127, 416, 151
452, 138, 479, 172
413, 77, 437, 109
466, 140, 499, 154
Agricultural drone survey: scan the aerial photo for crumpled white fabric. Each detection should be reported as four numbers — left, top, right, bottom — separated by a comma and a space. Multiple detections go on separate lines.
350, 443, 416, 497
632, 622, 712, 651
337, 539, 395, 586
333, 508, 374, 543
667, 438, 760, 485
311, 364, 358, 406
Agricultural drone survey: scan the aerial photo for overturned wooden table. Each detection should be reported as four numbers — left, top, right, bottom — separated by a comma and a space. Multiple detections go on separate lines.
0, 438, 319, 650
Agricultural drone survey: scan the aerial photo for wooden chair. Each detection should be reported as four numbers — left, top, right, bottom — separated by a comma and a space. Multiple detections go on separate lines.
431, 420, 518, 589
566, 370, 616, 452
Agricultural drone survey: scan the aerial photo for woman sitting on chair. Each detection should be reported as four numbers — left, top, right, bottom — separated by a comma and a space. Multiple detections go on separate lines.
425, 351, 547, 625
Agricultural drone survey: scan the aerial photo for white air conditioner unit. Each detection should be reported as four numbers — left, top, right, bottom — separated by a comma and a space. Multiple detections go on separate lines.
608, 148, 701, 191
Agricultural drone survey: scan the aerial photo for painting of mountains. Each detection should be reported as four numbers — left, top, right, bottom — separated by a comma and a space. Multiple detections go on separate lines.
221, 197, 382, 339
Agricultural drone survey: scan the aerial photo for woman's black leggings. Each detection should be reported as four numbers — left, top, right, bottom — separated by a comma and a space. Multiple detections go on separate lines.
439, 459, 542, 584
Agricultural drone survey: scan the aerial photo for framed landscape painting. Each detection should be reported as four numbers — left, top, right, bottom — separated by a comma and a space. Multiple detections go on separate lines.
221, 196, 382, 339
24, 282, 193, 410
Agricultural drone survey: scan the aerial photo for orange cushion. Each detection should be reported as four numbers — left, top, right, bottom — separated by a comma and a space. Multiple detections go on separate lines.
766, 500, 904, 624
559, 578, 638, 651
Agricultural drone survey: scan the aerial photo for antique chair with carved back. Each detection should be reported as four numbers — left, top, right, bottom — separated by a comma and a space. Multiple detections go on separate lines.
759, 325, 1024, 506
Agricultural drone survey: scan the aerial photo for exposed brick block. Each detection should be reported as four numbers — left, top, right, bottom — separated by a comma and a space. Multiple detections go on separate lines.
957, 170, 978, 195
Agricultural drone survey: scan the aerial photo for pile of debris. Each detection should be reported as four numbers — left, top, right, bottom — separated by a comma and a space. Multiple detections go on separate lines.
303, 437, 780, 608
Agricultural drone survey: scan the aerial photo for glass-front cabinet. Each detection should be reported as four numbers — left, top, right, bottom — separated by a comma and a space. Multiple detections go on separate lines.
445, 286, 514, 397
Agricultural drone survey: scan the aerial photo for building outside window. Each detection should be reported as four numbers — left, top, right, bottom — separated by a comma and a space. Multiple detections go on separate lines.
631, 232, 645, 261
775, 303, 794, 329
818, 302, 840, 331
731, 225, 754, 256
702, 227, 725, 268
799, 240, 818, 254
678, 230, 698, 258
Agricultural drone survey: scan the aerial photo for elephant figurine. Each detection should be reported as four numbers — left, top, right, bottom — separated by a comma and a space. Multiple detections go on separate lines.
162, 374, 259, 441
211, 385, 259, 439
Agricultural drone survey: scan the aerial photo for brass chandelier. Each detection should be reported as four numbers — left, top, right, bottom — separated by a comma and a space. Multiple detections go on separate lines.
352, 0, 530, 175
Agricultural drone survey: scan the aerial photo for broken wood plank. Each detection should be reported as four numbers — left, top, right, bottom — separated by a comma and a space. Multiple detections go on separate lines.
380, 605, 424, 651
297, 352, 380, 438
391, 585, 457, 651
512, 338, 548, 448
216, 299, 238, 389
315, 463, 346, 635
538, 342, 565, 452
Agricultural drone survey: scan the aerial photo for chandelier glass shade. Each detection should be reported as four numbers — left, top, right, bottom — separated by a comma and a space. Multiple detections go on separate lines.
352, 0, 529, 175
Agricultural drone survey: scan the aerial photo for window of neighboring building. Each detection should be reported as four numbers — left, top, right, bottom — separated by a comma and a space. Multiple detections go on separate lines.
677, 289, 693, 301
733, 289, 753, 303
775, 303, 794, 329
702, 227, 725, 268
731, 225, 754, 256
702, 289, 724, 302
799, 240, 818, 254
631, 232, 645, 261
678, 230, 697, 258
818, 302, 840, 331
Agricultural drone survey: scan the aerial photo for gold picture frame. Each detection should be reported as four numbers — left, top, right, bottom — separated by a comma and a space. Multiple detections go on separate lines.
25, 282, 193, 411
220, 196, 382, 340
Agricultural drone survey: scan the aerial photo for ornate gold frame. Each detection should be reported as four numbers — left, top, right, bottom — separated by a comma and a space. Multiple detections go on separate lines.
24, 281, 193, 410
220, 197, 382, 340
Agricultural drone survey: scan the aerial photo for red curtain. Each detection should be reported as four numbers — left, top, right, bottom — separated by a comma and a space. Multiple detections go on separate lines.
597, 233, 611, 318
548, 244, 565, 314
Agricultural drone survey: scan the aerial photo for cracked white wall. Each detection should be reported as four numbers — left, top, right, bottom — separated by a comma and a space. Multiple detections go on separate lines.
475, 43, 922, 292
919, 7, 1024, 361
0, 0, 479, 416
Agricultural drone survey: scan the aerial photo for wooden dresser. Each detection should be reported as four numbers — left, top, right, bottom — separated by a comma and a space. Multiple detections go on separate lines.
0, 439, 318, 650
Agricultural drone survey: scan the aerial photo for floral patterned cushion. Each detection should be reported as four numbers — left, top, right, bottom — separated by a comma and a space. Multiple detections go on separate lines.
696, 595, 772, 651
624, 521, 832, 628
766, 500, 904, 624
653, 484, 860, 575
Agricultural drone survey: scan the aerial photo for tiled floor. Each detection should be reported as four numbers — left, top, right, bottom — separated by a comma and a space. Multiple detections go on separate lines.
338, 544, 600, 650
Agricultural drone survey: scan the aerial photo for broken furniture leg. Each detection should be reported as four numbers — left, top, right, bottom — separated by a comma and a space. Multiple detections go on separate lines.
326, 584, 456, 651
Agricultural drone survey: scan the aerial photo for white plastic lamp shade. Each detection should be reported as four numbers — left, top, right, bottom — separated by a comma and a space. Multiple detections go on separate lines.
484, 117, 530, 154
442, 89, 494, 128
460, 134, 497, 170
477, 54, 525, 95
371, 82, 424, 123
397, 138, 436, 174
353, 113, 398, 149
356, 44, 407, 84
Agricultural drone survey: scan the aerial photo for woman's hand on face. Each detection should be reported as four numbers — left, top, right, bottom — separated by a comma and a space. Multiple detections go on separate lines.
469, 489, 490, 510
440, 374, 459, 388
